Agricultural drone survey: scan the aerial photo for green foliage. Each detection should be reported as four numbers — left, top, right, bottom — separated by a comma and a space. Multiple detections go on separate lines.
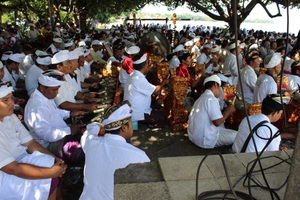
2, 12, 15, 24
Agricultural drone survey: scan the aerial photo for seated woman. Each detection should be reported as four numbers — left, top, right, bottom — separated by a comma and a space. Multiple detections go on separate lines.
0, 85, 67, 200
176, 52, 202, 110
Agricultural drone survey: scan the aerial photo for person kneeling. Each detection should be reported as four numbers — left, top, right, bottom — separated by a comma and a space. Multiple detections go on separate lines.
232, 94, 290, 153
188, 75, 237, 148
80, 100, 150, 200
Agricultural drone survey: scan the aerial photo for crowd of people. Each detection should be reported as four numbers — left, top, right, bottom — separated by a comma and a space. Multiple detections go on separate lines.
0, 19, 299, 199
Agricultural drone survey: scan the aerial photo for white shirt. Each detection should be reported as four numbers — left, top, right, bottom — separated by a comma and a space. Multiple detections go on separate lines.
25, 89, 71, 148
19, 54, 34, 75
119, 68, 131, 88
123, 70, 156, 121
188, 89, 223, 148
236, 65, 257, 103
169, 55, 180, 69
259, 46, 268, 59
191, 45, 201, 61
253, 73, 277, 103
25, 64, 43, 96
197, 52, 211, 65
3, 67, 24, 90
0, 115, 54, 200
197, 53, 212, 73
54, 74, 78, 106
46, 43, 60, 55
286, 74, 300, 91
83, 61, 92, 75
107, 55, 125, 68
232, 113, 280, 153
223, 52, 239, 85
80, 123, 150, 200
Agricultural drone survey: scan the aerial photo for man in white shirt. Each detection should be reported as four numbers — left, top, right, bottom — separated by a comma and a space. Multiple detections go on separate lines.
287, 61, 300, 92
197, 43, 214, 74
52, 50, 99, 111
80, 101, 150, 200
191, 36, 202, 62
0, 84, 67, 200
169, 44, 184, 69
25, 54, 51, 96
223, 41, 240, 85
46, 37, 63, 55
24, 71, 85, 162
123, 53, 169, 127
236, 50, 260, 103
27, 23, 40, 42
253, 53, 282, 103
2, 54, 26, 100
188, 75, 237, 148
232, 95, 290, 153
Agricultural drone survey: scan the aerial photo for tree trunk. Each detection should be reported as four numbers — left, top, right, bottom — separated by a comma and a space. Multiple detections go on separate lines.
79, 9, 87, 31
228, 17, 242, 35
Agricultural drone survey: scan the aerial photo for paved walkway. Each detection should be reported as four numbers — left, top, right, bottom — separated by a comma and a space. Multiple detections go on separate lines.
115, 150, 292, 200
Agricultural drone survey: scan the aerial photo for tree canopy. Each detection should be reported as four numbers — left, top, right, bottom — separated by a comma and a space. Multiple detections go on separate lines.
0, 0, 299, 31
153, 0, 300, 31
0, 0, 148, 29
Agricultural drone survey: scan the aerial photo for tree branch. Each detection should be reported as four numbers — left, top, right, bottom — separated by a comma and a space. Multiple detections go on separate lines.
257, 0, 282, 18
187, 0, 227, 21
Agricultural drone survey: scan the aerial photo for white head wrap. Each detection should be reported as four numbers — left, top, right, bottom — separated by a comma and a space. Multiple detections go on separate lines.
125, 46, 140, 55
133, 54, 147, 65
68, 51, 80, 60
203, 75, 221, 86
102, 103, 132, 131
51, 50, 69, 64
0, 85, 14, 98
173, 44, 184, 53
1, 51, 13, 61
38, 71, 64, 87
83, 49, 90, 57
36, 56, 51, 66
264, 53, 282, 69
74, 47, 84, 56
9, 53, 25, 63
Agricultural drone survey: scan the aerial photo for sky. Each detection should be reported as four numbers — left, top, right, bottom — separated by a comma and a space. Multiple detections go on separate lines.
139, 3, 300, 33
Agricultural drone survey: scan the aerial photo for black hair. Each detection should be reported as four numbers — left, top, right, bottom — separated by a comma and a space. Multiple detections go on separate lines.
6, 59, 19, 65
261, 95, 284, 115
204, 81, 217, 90
178, 52, 191, 63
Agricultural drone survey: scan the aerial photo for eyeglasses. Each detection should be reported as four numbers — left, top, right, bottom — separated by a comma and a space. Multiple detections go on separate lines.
42, 70, 65, 81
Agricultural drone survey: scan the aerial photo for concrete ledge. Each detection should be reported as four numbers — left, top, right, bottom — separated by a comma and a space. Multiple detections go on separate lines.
115, 182, 171, 200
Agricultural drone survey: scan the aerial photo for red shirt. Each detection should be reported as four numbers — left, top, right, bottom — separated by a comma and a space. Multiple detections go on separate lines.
176, 64, 194, 86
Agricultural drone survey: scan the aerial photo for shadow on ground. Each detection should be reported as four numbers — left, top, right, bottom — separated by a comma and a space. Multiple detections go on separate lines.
62, 122, 232, 199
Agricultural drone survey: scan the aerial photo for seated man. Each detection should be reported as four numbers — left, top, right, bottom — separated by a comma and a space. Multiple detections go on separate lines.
188, 75, 237, 149
253, 53, 282, 103
80, 100, 150, 200
0, 84, 67, 200
119, 45, 140, 88
51, 50, 99, 111
25, 53, 52, 96
24, 71, 85, 163
123, 53, 169, 128
232, 94, 290, 153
